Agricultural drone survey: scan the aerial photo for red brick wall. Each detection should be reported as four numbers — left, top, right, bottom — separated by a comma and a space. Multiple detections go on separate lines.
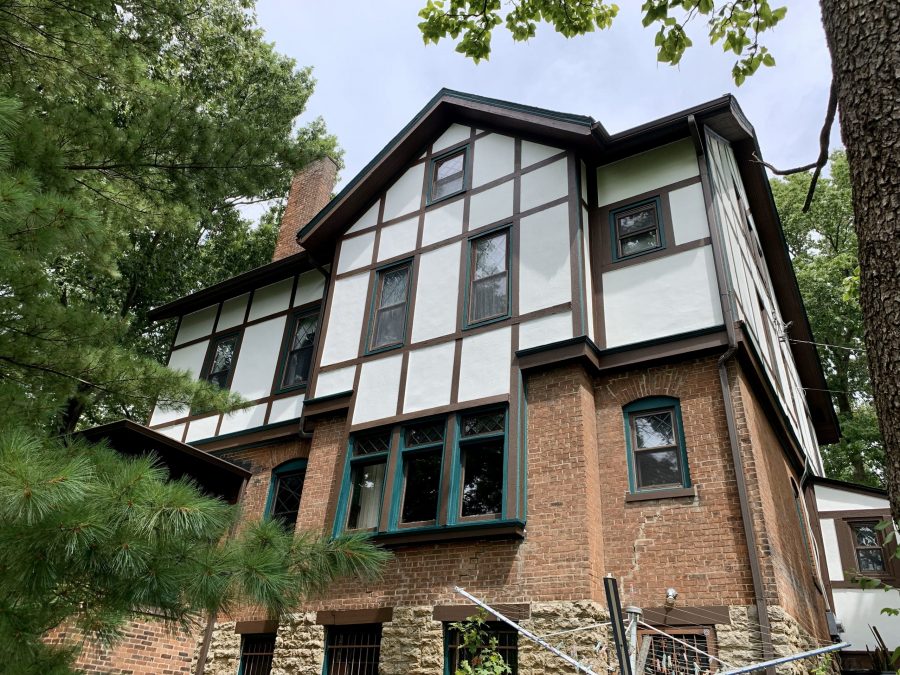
273, 157, 338, 261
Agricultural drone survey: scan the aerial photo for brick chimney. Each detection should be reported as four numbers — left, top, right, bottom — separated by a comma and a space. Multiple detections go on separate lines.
272, 156, 339, 261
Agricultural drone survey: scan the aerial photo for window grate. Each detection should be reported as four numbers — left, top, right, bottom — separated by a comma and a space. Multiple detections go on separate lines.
446, 622, 518, 674
325, 624, 382, 675
239, 633, 275, 675
639, 630, 714, 675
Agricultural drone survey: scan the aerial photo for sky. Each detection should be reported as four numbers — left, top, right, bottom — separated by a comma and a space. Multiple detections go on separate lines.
250, 0, 838, 209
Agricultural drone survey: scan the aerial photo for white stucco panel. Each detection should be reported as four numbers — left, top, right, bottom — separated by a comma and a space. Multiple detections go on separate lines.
150, 340, 208, 425
519, 203, 572, 314
157, 424, 185, 441
229, 316, 286, 400
432, 124, 471, 153
247, 278, 293, 322
521, 140, 562, 169
520, 158, 568, 213
294, 270, 326, 306
669, 182, 710, 245
422, 198, 464, 246
412, 242, 461, 343
174, 305, 217, 346
353, 354, 403, 424
377, 216, 418, 262
603, 246, 722, 348
518, 311, 573, 350
403, 342, 454, 413
473, 134, 515, 187
219, 403, 267, 435
458, 326, 511, 402
815, 484, 889, 512
269, 395, 304, 424
320, 273, 369, 366
383, 163, 425, 221
468, 180, 514, 230
582, 207, 595, 341
185, 414, 219, 442
217, 294, 249, 331
336, 231, 375, 274
597, 139, 699, 207
819, 518, 844, 582
315, 365, 357, 397
347, 200, 380, 234
833, 588, 900, 651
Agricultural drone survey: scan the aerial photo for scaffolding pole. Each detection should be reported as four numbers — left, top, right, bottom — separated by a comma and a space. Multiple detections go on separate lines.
717, 642, 851, 675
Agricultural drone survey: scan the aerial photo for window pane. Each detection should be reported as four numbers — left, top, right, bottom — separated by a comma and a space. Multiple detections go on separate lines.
634, 448, 682, 489
207, 370, 229, 389
857, 548, 886, 572
633, 412, 675, 449
282, 346, 313, 388
616, 204, 657, 235
461, 411, 505, 437
461, 439, 503, 517
405, 421, 444, 447
436, 153, 464, 181
373, 304, 406, 348
471, 275, 508, 323
354, 433, 391, 456
292, 315, 317, 349
854, 524, 879, 548
401, 450, 442, 523
379, 268, 409, 308
473, 233, 507, 279
347, 462, 385, 530
271, 470, 305, 529
207, 336, 237, 387
619, 230, 659, 257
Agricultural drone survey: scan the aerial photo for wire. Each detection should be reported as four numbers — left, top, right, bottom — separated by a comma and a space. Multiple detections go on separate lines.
789, 338, 865, 353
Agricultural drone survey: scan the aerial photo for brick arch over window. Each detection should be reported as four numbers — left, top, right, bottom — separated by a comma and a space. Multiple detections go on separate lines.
599, 366, 687, 406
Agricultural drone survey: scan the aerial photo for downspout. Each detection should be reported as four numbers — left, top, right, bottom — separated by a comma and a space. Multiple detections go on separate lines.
689, 116, 775, 665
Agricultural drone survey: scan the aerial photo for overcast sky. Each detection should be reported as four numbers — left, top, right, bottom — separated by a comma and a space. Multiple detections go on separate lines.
252, 0, 838, 203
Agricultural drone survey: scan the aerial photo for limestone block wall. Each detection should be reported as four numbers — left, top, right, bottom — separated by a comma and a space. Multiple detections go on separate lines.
272, 613, 325, 675
380, 606, 444, 675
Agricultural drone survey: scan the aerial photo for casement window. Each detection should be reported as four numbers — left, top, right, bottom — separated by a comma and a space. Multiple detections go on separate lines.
445, 621, 518, 674
368, 262, 411, 352
238, 633, 276, 675
833, 513, 898, 585
324, 624, 382, 675
623, 397, 691, 493
637, 627, 715, 675
278, 312, 317, 391
610, 198, 664, 260
266, 459, 306, 530
202, 332, 239, 388
466, 228, 510, 326
851, 522, 887, 573
429, 147, 468, 203
336, 407, 513, 537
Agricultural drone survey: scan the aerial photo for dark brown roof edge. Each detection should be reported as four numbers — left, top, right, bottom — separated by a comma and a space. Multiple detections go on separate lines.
811, 475, 886, 498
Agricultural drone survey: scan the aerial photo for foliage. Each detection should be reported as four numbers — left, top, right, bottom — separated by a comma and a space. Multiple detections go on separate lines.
0, 429, 390, 674
771, 152, 883, 487
450, 612, 513, 675
418, 0, 786, 83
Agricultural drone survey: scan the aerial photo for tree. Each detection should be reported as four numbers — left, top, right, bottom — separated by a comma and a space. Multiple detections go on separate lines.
771, 152, 883, 486
417, 0, 900, 523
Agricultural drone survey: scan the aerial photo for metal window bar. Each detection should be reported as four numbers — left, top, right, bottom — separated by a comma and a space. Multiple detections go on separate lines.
325, 624, 382, 675
240, 634, 275, 675
446, 621, 518, 674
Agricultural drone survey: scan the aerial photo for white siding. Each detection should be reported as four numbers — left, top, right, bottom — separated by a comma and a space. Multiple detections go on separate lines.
411, 242, 461, 343
519, 203, 572, 314
819, 518, 844, 581
383, 163, 425, 221
403, 343, 455, 413
157, 424, 185, 440
518, 311, 572, 350
669, 182, 710, 245
247, 278, 292, 322
377, 216, 418, 261
217, 294, 248, 330
185, 414, 219, 442
337, 231, 375, 274
174, 306, 217, 346
472, 134, 515, 187
294, 270, 326, 306
354, 354, 403, 424
219, 403, 267, 435
432, 124, 471, 153
468, 180, 514, 229
597, 139, 699, 207
521, 140, 561, 168
458, 327, 511, 401
347, 200, 379, 234
603, 246, 722, 348
150, 340, 208, 426
315, 366, 357, 397
269, 394, 304, 423
520, 158, 567, 212
422, 198, 464, 246
229, 316, 286, 400
833, 589, 900, 651
815, 485, 890, 512
320, 273, 369, 365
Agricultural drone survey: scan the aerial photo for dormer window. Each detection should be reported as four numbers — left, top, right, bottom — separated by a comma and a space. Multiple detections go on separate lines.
611, 198, 664, 260
429, 147, 468, 203
203, 333, 239, 389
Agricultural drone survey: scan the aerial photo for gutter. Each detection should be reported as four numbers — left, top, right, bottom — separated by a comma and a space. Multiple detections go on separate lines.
691, 116, 775, 666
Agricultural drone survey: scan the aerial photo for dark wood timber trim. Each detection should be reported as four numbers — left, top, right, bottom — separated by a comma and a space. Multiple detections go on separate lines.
372, 521, 524, 547
624, 486, 697, 503
811, 476, 887, 499
829, 511, 900, 587
642, 606, 731, 627
350, 394, 509, 432
567, 152, 585, 336
434, 604, 530, 623
190, 420, 300, 453
301, 391, 354, 432
316, 608, 394, 626
818, 508, 890, 520
234, 620, 278, 635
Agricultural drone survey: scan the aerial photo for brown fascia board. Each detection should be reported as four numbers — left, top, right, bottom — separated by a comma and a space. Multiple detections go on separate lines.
811, 475, 887, 498
147, 250, 315, 322
76, 419, 250, 503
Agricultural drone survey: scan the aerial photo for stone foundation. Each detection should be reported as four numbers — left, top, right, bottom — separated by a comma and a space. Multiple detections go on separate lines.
195, 620, 240, 675
518, 600, 612, 675
380, 606, 444, 675
272, 613, 325, 675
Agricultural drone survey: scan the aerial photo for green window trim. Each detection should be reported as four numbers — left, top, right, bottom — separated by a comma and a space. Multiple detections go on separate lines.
364, 259, 413, 356
426, 144, 470, 206
333, 431, 392, 536
623, 396, 691, 494
608, 196, 666, 262
264, 458, 308, 530
274, 309, 319, 394
388, 418, 446, 529
463, 224, 512, 330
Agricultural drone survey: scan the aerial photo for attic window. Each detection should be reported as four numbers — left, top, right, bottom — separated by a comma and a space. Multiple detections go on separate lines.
429, 147, 468, 203
611, 199, 664, 260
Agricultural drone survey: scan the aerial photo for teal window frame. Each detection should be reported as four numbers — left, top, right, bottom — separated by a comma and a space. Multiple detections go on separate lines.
463, 225, 512, 330
427, 145, 470, 206
333, 430, 392, 534
264, 458, 307, 530
200, 330, 242, 390
274, 309, 319, 394
388, 418, 446, 529
623, 396, 691, 494
449, 407, 509, 524
609, 196, 665, 262
365, 259, 413, 355
237, 633, 275, 675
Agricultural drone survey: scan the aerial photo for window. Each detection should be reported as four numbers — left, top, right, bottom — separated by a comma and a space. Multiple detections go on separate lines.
457, 410, 506, 520
467, 229, 510, 326
851, 522, 886, 573
624, 397, 690, 493
279, 312, 317, 390
266, 459, 306, 530
429, 147, 467, 203
638, 628, 715, 675
344, 431, 391, 531
238, 633, 275, 675
324, 624, 382, 675
203, 333, 239, 388
368, 263, 411, 352
445, 621, 518, 674
610, 199, 664, 260
397, 421, 445, 527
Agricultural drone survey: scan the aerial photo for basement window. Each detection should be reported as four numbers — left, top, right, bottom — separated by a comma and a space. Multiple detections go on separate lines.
610, 198, 664, 261
324, 624, 382, 675
637, 627, 715, 675
238, 633, 275, 675
445, 621, 518, 674
429, 147, 468, 204
623, 397, 691, 493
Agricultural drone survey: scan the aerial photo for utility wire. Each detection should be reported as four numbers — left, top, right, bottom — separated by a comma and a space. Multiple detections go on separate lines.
788, 338, 865, 353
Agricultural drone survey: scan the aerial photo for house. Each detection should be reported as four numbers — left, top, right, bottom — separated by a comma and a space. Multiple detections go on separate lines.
75, 90, 848, 675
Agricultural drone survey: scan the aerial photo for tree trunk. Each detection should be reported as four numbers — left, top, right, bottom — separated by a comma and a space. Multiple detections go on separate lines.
819, 1, 900, 521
